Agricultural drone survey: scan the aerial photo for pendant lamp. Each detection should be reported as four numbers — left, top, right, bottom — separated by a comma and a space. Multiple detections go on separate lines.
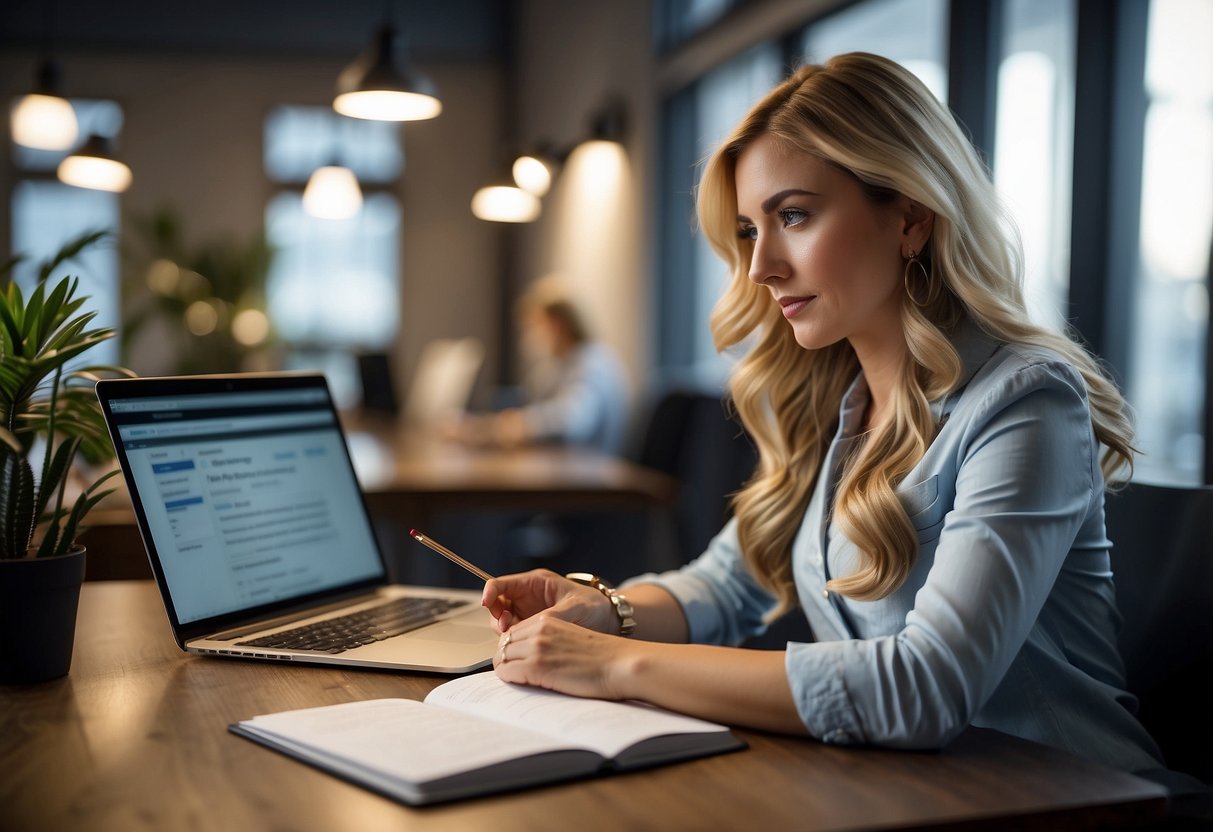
334, 24, 442, 122
11, 59, 78, 151
303, 164, 363, 219
57, 134, 132, 192
471, 181, 541, 223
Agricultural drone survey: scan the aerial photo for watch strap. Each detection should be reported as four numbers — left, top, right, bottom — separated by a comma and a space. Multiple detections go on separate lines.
565, 572, 636, 636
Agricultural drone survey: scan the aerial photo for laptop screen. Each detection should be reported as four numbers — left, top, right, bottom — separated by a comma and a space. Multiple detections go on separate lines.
103, 379, 385, 624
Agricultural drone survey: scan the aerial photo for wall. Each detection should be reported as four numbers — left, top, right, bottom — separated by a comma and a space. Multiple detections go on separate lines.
0, 49, 506, 394
512, 0, 656, 402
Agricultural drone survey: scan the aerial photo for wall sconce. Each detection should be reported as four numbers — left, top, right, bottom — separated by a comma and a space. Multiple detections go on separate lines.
470, 175, 542, 223
511, 142, 563, 197
11, 59, 78, 151
472, 99, 626, 223
303, 163, 363, 220
334, 23, 442, 122
57, 134, 132, 193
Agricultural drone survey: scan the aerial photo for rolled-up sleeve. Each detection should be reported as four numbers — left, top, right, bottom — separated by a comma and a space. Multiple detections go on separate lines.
632, 518, 778, 646
786, 359, 1097, 748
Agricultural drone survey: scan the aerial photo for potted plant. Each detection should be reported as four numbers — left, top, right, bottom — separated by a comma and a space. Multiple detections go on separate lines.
0, 230, 132, 684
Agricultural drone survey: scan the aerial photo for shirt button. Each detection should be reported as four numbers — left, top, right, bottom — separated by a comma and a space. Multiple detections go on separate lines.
822, 589, 829, 599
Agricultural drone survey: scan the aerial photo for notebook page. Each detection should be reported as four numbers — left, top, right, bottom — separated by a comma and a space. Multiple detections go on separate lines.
240, 698, 571, 783
425, 673, 729, 760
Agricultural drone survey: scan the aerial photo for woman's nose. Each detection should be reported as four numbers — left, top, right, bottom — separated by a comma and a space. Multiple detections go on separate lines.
747, 236, 788, 285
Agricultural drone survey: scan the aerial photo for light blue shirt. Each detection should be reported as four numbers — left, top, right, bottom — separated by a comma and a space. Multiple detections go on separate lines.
642, 322, 1164, 775
520, 342, 630, 455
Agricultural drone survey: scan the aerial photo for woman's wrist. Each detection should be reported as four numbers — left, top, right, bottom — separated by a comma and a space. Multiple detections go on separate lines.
565, 573, 636, 635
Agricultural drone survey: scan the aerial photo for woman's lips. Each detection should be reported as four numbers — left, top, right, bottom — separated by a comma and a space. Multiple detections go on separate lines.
778, 296, 814, 318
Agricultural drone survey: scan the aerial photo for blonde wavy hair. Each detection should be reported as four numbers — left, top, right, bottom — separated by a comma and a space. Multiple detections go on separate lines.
697, 53, 1134, 610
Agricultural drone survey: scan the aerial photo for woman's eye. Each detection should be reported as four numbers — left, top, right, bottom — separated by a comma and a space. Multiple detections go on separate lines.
780, 208, 808, 227
737, 225, 757, 241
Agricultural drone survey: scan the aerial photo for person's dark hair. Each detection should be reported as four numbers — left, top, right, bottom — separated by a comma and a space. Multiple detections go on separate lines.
539, 298, 589, 344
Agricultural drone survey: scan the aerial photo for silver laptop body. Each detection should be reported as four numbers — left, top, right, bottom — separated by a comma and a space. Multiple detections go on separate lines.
96, 372, 497, 674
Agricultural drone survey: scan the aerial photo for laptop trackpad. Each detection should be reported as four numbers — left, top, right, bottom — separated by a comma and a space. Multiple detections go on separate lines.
415, 622, 498, 645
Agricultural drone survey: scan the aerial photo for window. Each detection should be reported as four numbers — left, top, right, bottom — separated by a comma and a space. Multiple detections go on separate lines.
799, 0, 949, 102
992, 0, 1076, 330
10, 99, 124, 366
688, 45, 784, 379
1125, 0, 1212, 484
263, 106, 403, 406
653, 0, 742, 52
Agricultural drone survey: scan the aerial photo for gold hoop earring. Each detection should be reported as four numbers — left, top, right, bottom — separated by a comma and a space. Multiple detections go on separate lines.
903, 250, 936, 308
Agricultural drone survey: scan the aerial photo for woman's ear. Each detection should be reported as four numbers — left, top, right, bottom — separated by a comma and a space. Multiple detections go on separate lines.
900, 198, 935, 255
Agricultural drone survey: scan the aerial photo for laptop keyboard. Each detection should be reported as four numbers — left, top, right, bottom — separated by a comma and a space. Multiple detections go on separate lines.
236, 596, 470, 654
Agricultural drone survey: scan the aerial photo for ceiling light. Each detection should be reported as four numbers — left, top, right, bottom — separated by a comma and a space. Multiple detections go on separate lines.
57, 134, 132, 192
303, 164, 363, 219
11, 60, 78, 151
333, 24, 442, 122
471, 184, 541, 223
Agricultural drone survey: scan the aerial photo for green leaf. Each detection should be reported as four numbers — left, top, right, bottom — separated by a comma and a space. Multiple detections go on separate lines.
1, 451, 36, 558
49, 470, 121, 558
35, 437, 79, 520
0, 289, 25, 358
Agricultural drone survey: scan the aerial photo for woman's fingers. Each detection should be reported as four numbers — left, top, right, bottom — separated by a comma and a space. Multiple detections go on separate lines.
491, 615, 629, 700
481, 569, 563, 617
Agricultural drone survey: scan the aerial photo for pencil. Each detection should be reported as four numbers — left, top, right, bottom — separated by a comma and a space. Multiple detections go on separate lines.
409, 529, 495, 582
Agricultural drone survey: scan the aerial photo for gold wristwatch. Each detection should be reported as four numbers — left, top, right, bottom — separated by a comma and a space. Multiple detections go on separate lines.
566, 572, 636, 637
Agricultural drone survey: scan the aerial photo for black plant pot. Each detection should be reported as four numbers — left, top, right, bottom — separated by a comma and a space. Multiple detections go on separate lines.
0, 547, 86, 684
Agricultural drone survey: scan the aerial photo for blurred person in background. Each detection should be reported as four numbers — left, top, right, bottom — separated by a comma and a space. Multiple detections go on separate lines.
455, 275, 630, 455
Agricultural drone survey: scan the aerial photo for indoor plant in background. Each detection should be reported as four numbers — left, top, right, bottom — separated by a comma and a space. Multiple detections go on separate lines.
0, 230, 133, 684
121, 205, 276, 374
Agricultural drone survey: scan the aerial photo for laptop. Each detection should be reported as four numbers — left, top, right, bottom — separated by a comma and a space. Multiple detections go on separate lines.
95, 372, 499, 674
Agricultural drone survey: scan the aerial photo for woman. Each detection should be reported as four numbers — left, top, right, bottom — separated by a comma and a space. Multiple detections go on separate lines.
480, 53, 1166, 780
454, 276, 630, 455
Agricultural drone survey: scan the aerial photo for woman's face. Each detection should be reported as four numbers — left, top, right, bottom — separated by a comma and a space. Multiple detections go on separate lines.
734, 133, 913, 358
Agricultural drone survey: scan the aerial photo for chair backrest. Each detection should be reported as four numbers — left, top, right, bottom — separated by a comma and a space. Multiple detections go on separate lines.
635, 390, 759, 566
1104, 481, 1213, 784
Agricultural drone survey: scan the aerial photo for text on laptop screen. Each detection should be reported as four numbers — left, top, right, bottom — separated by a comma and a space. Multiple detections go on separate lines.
109, 387, 383, 623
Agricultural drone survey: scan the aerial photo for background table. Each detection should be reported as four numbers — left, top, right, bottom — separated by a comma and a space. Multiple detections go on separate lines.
79, 424, 679, 584
0, 581, 1166, 831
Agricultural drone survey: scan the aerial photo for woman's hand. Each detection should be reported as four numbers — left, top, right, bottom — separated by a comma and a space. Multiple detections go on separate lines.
481, 569, 616, 634
493, 614, 636, 700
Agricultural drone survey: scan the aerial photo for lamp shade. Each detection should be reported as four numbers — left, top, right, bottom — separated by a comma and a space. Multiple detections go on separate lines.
334, 25, 442, 121
512, 154, 553, 196
471, 184, 541, 223
12, 94, 78, 151
303, 165, 363, 219
11, 60, 78, 151
57, 134, 131, 192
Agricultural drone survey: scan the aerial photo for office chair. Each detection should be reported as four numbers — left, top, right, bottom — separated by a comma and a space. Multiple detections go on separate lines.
635, 390, 758, 566
633, 389, 812, 647
1104, 481, 1213, 786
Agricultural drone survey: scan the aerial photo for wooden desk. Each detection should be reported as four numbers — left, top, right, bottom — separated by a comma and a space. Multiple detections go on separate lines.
0, 582, 1166, 831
